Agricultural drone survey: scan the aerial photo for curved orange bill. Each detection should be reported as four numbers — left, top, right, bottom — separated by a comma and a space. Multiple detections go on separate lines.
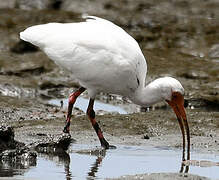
166, 92, 190, 161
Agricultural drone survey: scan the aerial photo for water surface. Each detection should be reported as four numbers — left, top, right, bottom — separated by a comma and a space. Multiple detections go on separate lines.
7, 144, 219, 180
48, 97, 128, 114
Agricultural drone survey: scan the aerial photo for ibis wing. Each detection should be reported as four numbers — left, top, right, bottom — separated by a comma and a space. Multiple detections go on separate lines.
20, 17, 147, 94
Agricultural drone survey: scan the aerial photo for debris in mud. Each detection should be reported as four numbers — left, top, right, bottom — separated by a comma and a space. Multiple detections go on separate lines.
29, 133, 72, 153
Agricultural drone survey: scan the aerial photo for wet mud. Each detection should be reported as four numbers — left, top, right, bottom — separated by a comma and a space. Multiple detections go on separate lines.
0, 125, 73, 179
0, 0, 219, 179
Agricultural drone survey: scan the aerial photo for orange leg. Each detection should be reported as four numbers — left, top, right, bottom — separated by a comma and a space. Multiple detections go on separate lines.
87, 98, 111, 149
63, 87, 85, 133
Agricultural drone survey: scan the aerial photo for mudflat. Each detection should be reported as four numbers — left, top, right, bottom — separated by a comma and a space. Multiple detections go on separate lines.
0, 0, 218, 179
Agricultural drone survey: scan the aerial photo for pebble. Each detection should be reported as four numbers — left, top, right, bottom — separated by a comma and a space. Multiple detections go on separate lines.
143, 135, 150, 139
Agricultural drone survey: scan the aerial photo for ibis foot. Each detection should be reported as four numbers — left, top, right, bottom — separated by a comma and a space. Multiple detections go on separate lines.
108, 145, 117, 149
63, 126, 70, 134
100, 138, 116, 149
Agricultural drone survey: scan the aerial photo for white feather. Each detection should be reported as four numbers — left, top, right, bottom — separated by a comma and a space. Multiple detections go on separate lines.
20, 16, 146, 98
20, 16, 184, 105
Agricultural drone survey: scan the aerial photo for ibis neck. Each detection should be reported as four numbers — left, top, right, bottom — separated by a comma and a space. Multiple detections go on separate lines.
130, 82, 163, 107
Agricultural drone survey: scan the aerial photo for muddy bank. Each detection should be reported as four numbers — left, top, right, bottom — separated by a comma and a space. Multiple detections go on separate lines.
0, 95, 218, 179
13, 109, 219, 155
0, 123, 72, 178
0, 125, 37, 177
1, 95, 218, 155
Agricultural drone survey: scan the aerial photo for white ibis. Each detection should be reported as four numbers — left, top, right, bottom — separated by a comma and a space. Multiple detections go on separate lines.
20, 16, 190, 160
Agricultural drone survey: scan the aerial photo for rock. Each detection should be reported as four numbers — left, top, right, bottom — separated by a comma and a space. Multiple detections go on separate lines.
0, 148, 37, 166
10, 40, 38, 54
0, 126, 37, 170
16, 0, 50, 10
0, 126, 25, 153
61, 0, 108, 15
0, 126, 14, 142
187, 98, 219, 111
39, 81, 65, 90
179, 71, 208, 80
48, 0, 62, 10
15, 0, 63, 10
208, 44, 219, 58
29, 133, 72, 154
143, 134, 150, 139
0, 0, 16, 9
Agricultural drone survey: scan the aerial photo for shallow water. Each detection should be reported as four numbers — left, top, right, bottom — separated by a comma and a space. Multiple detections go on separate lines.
2, 144, 218, 180
48, 97, 128, 114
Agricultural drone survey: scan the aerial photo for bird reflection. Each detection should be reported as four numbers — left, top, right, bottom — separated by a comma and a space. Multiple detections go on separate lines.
40, 145, 194, 180
53, 151, 72, 180
59, 152, 71, 180
38, 146, 107, 180
38, 150, 72, 180
179, 143, 190, 174
87, 156, 104, 178
87, 148, 106, 179
179, 163, 189, 174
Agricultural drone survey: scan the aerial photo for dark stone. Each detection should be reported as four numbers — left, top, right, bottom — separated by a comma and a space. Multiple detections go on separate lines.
10, 40, 38, 54
49, 0, 62, 10
184, 99, 189, 108
0, 126, 25, 153
0, 126, 37, 173
179, 72, 208, 80
0, 148, 37, 176
0, 148, 37, 164
143, 134, 150, 139
187, 98, 219, 111
36, 133, 47, 137
39, 81, 65, 90
0, 126, 14, 142
29, 133, 72, 154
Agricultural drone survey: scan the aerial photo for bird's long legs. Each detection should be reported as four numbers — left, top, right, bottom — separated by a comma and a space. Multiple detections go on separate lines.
87, 98, 110, 149
63, 87, 86, 133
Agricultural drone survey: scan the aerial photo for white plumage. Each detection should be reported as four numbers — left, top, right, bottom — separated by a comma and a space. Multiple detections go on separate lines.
20, 16, 147, 99
20, 16, 190, 159
20, 16, 183, 104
